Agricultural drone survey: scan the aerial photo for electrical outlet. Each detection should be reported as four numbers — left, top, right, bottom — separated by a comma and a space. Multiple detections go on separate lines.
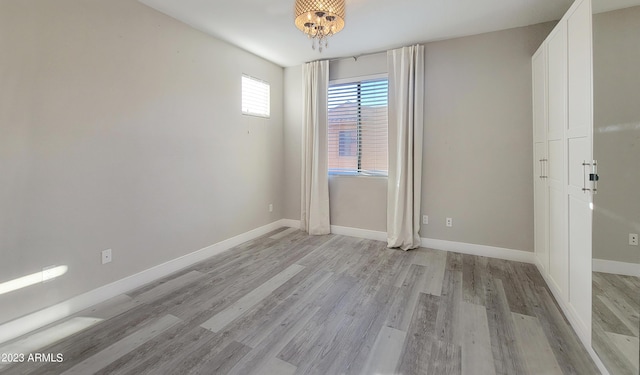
422, 215, 428, 225
269, 204, 273, 212
630, 233, 639, 246
446, 217, 453, 227
101, 249, 112, 264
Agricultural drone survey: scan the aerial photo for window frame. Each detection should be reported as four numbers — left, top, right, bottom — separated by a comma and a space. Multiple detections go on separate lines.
328, 73, 389, 177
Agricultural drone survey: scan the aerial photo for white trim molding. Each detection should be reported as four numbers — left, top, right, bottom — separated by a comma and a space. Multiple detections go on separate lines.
284, 220, 535, 264
330, 225, 388, 242
420, 238, 535, 264
280, 219, 303, 230
286, 219, 536, 265
0, 219, 290, 345
593, 258, 640, 277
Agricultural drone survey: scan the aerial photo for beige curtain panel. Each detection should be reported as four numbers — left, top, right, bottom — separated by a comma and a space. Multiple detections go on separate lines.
301, 60, 331, 235
386, 45, 425, 250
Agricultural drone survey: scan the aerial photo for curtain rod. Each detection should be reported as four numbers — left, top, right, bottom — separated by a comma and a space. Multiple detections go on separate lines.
304, 43, 424, 64
304, 51, 380, 65
327, 50, 385, 63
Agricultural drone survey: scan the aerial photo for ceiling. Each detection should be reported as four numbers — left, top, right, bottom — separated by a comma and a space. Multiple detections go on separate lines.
138, 0, 640, 67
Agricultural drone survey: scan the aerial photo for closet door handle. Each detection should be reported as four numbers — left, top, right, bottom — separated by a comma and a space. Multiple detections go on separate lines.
539, 159, 544, 179
582, 161, 592, 192
539, 159, 548, 179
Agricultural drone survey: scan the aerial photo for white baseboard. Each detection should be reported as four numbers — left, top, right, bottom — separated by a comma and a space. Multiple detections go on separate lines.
280, 219, 302, 229
330, 225, 388, 242
593, 258, 640, 277
283, 219, 534, 264
0, 219, 290, 345
283, 220, 387, 242
420, 238, 535, 264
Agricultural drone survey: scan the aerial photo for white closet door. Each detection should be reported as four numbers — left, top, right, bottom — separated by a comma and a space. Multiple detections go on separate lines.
546, 22, 568, 299
532, 47, 549, 273
534, 142, 549, 272
566, 0, 593, 336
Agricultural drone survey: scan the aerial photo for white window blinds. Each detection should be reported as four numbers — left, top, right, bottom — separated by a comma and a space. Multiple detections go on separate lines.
328, 77, 388, 176
242, 74, 270, 118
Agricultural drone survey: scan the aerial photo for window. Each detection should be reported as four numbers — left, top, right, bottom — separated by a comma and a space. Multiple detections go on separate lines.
242, 74, 270, 118
328, 76, 388, 176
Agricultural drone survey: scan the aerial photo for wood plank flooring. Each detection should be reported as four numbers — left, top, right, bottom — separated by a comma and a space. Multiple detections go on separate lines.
0, 228, 600, 374
592, 271, 639, 375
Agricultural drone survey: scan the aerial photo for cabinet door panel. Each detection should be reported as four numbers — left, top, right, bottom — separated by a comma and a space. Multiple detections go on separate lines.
567, 0, 592, 136
533, 48, 547, 144
534, 142, 549, 273
547, 23, 567, 139
569, 195, 592, 333
567, 0, 593, 336
568, 137, 589, 189
547, 138, 565, 296
549, 185, 568, 297
548, 140, 563, 183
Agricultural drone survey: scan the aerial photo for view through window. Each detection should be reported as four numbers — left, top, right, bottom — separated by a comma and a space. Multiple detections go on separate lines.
327, 76, 388, 175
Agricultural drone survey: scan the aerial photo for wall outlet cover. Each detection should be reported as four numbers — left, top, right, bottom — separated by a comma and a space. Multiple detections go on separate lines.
101, 249, 112, 264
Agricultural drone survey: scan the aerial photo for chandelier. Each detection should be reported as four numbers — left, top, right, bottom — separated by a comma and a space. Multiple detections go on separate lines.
294, 0, 345, 52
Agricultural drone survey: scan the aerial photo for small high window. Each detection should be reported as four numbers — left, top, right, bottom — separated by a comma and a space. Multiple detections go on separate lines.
242, 74, 270, 118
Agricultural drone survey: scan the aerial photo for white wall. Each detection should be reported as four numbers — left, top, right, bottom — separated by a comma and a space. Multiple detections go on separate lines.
592, 6, 640, 264
0, 0, 284, 324
284, 22, 556, 251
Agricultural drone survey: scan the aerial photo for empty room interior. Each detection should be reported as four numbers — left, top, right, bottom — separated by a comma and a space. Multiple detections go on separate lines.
1, 0, 638, 374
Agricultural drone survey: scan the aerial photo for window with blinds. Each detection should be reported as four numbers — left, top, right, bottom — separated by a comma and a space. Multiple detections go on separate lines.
328, 76, 388, 176
242, 74, 270, 118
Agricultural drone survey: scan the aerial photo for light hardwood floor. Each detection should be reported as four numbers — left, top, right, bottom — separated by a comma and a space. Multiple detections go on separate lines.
592, 271, 639, 375
0, 228, 600, 374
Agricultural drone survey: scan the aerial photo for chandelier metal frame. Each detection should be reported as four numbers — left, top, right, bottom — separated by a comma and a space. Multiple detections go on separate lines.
294, 0, 346, 52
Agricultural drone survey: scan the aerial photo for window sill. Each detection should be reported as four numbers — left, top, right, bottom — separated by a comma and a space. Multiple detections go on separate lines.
328, 173, 388, 179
